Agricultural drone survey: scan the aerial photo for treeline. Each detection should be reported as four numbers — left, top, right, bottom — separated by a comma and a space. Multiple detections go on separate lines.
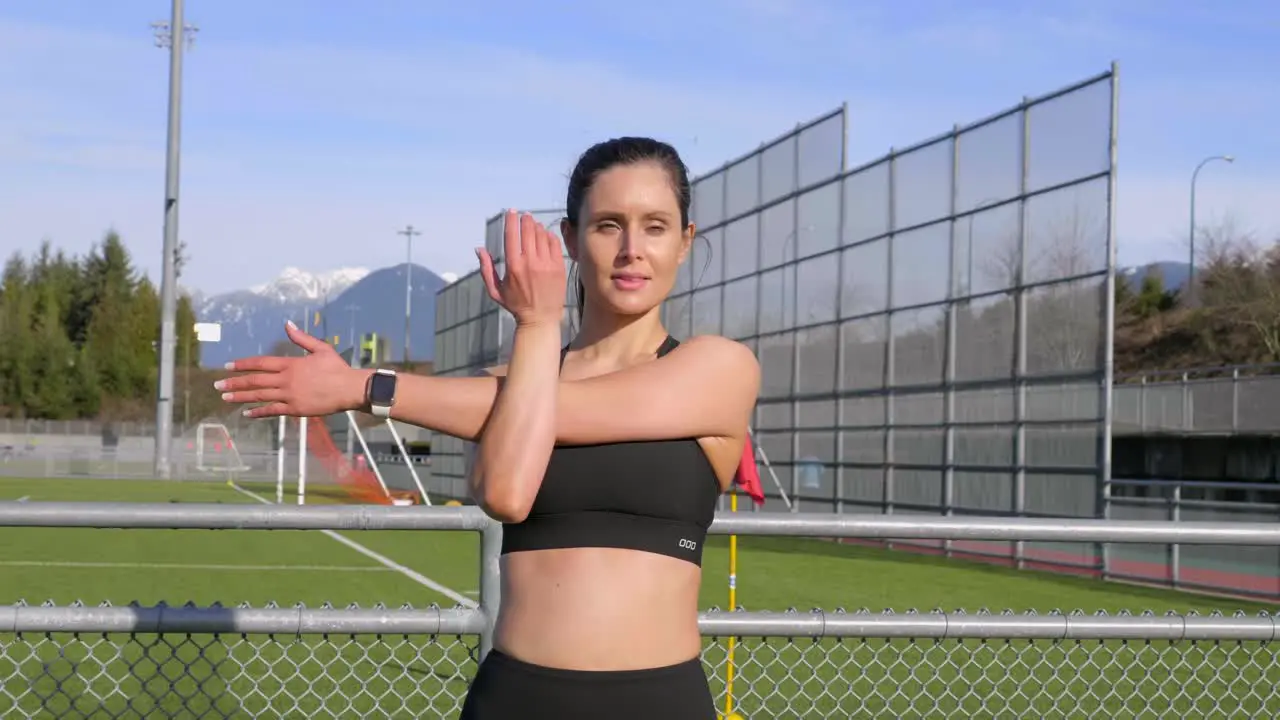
1116, 223, 1280, 374
0, 232, 199, 420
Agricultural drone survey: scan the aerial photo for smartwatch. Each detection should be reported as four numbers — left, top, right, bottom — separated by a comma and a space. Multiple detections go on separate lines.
366, 368, 398, 418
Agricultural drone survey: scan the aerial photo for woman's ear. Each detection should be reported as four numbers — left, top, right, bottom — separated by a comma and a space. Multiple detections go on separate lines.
561, 219, 579, 261
677, 222, 697, 264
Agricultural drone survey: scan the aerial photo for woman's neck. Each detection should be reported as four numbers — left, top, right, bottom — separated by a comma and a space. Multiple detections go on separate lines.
570, 305, 669, 367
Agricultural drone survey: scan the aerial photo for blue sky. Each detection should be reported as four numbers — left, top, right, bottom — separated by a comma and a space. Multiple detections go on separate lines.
2, 0, 1277, 295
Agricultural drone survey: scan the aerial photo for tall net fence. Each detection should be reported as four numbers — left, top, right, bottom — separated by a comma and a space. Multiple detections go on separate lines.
661, 72, 1117, 576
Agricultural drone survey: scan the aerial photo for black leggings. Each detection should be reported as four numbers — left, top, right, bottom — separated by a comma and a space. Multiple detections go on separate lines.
459, 648, 717, 720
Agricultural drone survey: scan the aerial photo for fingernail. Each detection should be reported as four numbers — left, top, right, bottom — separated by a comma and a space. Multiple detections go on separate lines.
213, 380, 226, 391
475, 248, 483, 259
242, 409, 253, 418
223, 362, 236, 371
221, 392, 232, 402
286, 320, 297, 330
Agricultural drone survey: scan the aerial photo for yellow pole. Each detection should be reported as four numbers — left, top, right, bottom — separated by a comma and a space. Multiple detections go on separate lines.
724, 490, 739, 718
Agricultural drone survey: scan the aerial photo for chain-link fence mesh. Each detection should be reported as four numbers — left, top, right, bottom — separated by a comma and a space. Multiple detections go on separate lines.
0, 630, 478, 718
5, 612, 1278, 718
700, 634, 1280, 719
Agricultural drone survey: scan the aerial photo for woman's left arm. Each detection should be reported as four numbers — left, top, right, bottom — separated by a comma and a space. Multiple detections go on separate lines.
385, 334, 760, 445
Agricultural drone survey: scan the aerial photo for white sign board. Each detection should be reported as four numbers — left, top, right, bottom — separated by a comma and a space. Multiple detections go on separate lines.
194, 322, 222, 343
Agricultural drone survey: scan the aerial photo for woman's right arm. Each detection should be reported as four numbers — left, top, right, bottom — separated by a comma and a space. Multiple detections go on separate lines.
463, 321, 561, 521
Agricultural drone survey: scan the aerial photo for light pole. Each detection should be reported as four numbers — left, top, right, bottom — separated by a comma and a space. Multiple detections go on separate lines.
1188, 154, 1234, 304
397, 225, 421, 366
345, 305, 361, 368
344, 304, 360, 460
150, 1, 198, 480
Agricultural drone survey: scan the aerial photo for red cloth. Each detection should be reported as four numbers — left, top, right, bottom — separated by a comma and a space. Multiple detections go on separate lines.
734, 435, 766, 507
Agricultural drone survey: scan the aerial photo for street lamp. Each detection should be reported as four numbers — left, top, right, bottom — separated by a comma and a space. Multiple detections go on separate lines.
397, 225, 421, 366
150, 0, 199, 480
1188, 154, 1234, 304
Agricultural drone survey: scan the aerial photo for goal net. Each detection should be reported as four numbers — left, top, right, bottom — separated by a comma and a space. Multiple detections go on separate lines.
194, 422, 251, 474
275, 414, 429, 507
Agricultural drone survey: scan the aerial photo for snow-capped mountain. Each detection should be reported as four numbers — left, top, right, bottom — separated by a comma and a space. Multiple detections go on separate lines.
194, 264, 446, 368
249, 267, 371, 304
196, 267, 367, 329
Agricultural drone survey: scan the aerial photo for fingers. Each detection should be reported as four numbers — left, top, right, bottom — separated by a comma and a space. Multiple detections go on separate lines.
221, 388, 287, 405
243, 402, 291, 419
520, 211, 541, 261
215, 373, 280, 393
539, 222, 561, 261
476, 248, 502, 305
503, 208, 521, 264
224, 356, 289, 373
285, 321, 328, 354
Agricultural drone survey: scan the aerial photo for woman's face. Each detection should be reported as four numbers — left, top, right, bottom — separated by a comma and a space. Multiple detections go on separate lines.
563, 161, 694, 319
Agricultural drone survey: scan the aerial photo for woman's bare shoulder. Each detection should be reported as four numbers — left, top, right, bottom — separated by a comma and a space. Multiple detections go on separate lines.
666, 335, 759, 374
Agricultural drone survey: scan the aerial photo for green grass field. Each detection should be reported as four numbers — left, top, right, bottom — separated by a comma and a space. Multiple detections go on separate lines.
1, 476, 1277, 718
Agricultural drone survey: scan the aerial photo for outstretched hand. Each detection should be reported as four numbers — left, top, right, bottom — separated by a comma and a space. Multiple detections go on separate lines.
216, 321, 365, 419
477, 210, 566, 328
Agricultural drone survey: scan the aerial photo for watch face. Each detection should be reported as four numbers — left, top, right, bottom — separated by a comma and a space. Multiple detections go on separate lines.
369, 372, 396, 405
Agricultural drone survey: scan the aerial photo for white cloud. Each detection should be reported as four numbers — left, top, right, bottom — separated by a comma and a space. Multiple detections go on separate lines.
0, 16, 839, 294
2, 4, 1276, 299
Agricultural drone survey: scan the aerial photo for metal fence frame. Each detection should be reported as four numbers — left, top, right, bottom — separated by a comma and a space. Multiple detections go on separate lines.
5, 503, 1280, 644
4, 503, 1280, 716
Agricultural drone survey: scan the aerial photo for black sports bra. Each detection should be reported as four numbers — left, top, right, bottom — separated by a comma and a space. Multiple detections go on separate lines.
499, 336, 722, 567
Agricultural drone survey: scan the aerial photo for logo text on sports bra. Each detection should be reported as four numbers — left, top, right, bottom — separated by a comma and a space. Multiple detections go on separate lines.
678, 538, 698, 551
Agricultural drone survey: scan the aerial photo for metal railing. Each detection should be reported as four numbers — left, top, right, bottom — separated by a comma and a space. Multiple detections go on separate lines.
3, 503, 1280, 717
1105, 478, 1280, 599
1112, 363, 1280, 435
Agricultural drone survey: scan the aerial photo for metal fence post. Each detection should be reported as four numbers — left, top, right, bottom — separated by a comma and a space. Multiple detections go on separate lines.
478, 516, 503, 661
1170, 481, 1182, 588
1013, 96, 1031, 571
1231, 368, 1240, 432
1181, 372, 1191, 432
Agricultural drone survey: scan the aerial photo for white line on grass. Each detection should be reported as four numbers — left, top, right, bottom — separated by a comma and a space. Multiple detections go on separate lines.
0, 560, 394, 572
15, 496, 29, 502
229, 483, 477, 608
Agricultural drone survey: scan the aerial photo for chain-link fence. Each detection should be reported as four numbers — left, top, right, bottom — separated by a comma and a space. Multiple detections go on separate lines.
1, 626, 477, 718
3, 605, 1278, 719
3, 503, 1280, 717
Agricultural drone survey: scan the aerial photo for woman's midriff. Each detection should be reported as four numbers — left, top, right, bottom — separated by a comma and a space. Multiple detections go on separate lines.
493, 547, 703, 670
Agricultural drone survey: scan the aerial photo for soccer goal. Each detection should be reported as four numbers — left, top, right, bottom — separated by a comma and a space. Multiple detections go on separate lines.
194, 422, 251, 475
273, 414, 429, 506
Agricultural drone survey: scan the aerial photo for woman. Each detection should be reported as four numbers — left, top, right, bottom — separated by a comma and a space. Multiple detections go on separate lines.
216, 137, 761, 718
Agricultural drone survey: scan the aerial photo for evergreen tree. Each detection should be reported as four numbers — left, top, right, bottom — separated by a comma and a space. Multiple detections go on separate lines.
177, 293, 200, 368
0, 254, 34, 416
82, 232, 151, 403
27, 272, 77, 418
1, 231, 207, 420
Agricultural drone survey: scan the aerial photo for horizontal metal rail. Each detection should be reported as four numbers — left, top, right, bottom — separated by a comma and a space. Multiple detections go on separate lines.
4, 503, 1280, 545
708, 514, 1280, 545
0, 502, 491, 531
0, 604, 484, 636
2, 605, 1274, 641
